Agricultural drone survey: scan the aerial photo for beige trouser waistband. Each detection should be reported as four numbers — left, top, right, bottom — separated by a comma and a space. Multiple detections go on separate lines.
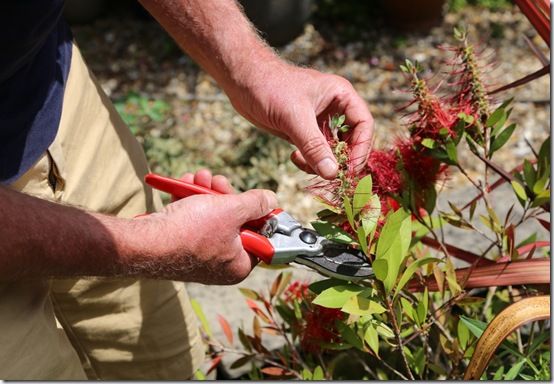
2, 43, 204, 380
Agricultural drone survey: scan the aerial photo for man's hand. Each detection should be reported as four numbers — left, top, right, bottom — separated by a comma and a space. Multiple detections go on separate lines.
226, 63, 374, 179
140, 0, 374, 180
0, 170, 277, 285
134, 170, 278, 284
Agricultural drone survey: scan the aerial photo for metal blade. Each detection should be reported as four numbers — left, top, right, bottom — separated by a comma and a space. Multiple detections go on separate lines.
295, 241, 374, 281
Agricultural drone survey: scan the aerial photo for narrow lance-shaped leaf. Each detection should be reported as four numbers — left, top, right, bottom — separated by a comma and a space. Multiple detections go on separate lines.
191, 299, 213, 338
311, 221, 354, 244
375, 209, 412, 292
360, 195, 381, 235
217, 315, 234, 345
312, 285, 367, 308
394, 257, 441, 298
353, 175, 373, 216
490, 123, 516, 154
341, 295, 386, 316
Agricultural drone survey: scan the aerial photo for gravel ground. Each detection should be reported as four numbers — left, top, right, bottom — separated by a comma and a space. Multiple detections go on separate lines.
71, 4, 550, 366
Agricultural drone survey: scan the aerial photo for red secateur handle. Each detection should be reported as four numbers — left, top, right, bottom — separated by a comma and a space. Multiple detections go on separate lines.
144, 173, 281, 264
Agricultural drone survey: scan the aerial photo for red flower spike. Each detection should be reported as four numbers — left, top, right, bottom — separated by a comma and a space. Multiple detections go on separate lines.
300, 306, 345, 353
367, 149, 402, 196
397, 139, 444, 191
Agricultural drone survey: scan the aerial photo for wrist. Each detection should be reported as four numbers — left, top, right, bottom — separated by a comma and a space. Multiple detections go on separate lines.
220, 47, 285, 95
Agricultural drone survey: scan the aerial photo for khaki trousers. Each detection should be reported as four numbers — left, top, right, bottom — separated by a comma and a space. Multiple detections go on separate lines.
2, 44, 204, 379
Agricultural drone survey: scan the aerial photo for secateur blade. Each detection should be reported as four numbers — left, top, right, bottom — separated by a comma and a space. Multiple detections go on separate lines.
295, 241, 374, 281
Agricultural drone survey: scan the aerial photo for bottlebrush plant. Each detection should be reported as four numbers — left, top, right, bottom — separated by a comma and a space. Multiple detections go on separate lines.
192, 22, 550, 382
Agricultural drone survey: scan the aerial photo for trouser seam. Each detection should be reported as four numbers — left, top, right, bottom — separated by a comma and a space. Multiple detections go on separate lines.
50, 292, 100, 379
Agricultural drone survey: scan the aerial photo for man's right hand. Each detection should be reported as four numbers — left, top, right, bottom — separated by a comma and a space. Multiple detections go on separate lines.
132, 170, 278, 285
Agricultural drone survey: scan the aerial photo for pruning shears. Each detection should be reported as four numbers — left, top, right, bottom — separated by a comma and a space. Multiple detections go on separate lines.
145, 173, 374, 281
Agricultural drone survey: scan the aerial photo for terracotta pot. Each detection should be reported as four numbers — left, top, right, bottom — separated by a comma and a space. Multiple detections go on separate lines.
381, 0, 446, 33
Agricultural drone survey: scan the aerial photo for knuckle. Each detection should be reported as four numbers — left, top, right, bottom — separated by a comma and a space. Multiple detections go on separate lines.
301, 136, 328, 159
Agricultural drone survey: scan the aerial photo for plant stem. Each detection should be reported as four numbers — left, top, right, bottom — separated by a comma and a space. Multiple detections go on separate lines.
385, 295, 415, 380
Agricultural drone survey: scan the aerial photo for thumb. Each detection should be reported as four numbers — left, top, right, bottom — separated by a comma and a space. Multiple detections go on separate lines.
234, 189, 279, 223
286, 110, 338, 180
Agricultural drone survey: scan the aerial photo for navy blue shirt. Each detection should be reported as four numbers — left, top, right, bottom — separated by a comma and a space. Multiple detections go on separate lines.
0, 1, 72, 184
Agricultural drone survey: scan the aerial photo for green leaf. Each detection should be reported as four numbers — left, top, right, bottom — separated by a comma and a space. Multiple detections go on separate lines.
194, 369, 206, 380
440, 211, 473, 230
353, 175, 373, 216
239, 288, 260, 300
301, 368, 312, 380
469, 200, 478, 221
343, 196, 355, 228
538, 136, 551, 168
533, 169, 549, 195
293, 298, 302, 319
191, 299, 213, 338
313, 366, 324, 380
459, 315, 487, 338
394, 257, 440, 297
486, 106, 506, 128
414, 348, 426, 375
364, 324, 379, 356
504, 359, 526, 380
337, 322, 363, 350
492, 366, 504, 380
511, 180, 528, 201
423, 186, 437, 215
308, 278, 344, 294
458, 112, 475, 125
448, 201, 462, 217
445, 140, 458, 163
375, 209, 412, 292
360, 195, 381, 235
400, 297, 414, 321
372, 259, 388, 281
230, 355, 254, 370
457, 320, 470, 350
531, 189, 550, 207
516, 232, 537, 249
311, 221, 354, 244
357, 227, 369, 256
421, 138, 436, 149
312, 285, 366, 308
341, 295, 386, 316
490, 123, 516, 153
523, 159, 536, 188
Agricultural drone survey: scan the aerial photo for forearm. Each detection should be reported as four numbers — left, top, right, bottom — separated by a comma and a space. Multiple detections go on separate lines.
139, 0, 283, 93
0, 186, 144, 280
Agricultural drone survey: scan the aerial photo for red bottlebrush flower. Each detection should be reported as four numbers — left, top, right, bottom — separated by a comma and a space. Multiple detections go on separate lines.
367, 149, 402, 196
401, 62, 458, 140
300, 306, 345, 353
443, 31, 494, 125
396, 139, 443, 191
340, 221, 356, 237
283, 281, 309, 303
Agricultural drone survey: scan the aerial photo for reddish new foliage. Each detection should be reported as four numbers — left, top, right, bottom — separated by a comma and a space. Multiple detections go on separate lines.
300, 306, 345, 353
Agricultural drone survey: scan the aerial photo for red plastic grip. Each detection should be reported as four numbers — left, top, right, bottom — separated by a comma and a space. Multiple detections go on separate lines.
145, 173, 277, 262
240, 230, 274, 264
